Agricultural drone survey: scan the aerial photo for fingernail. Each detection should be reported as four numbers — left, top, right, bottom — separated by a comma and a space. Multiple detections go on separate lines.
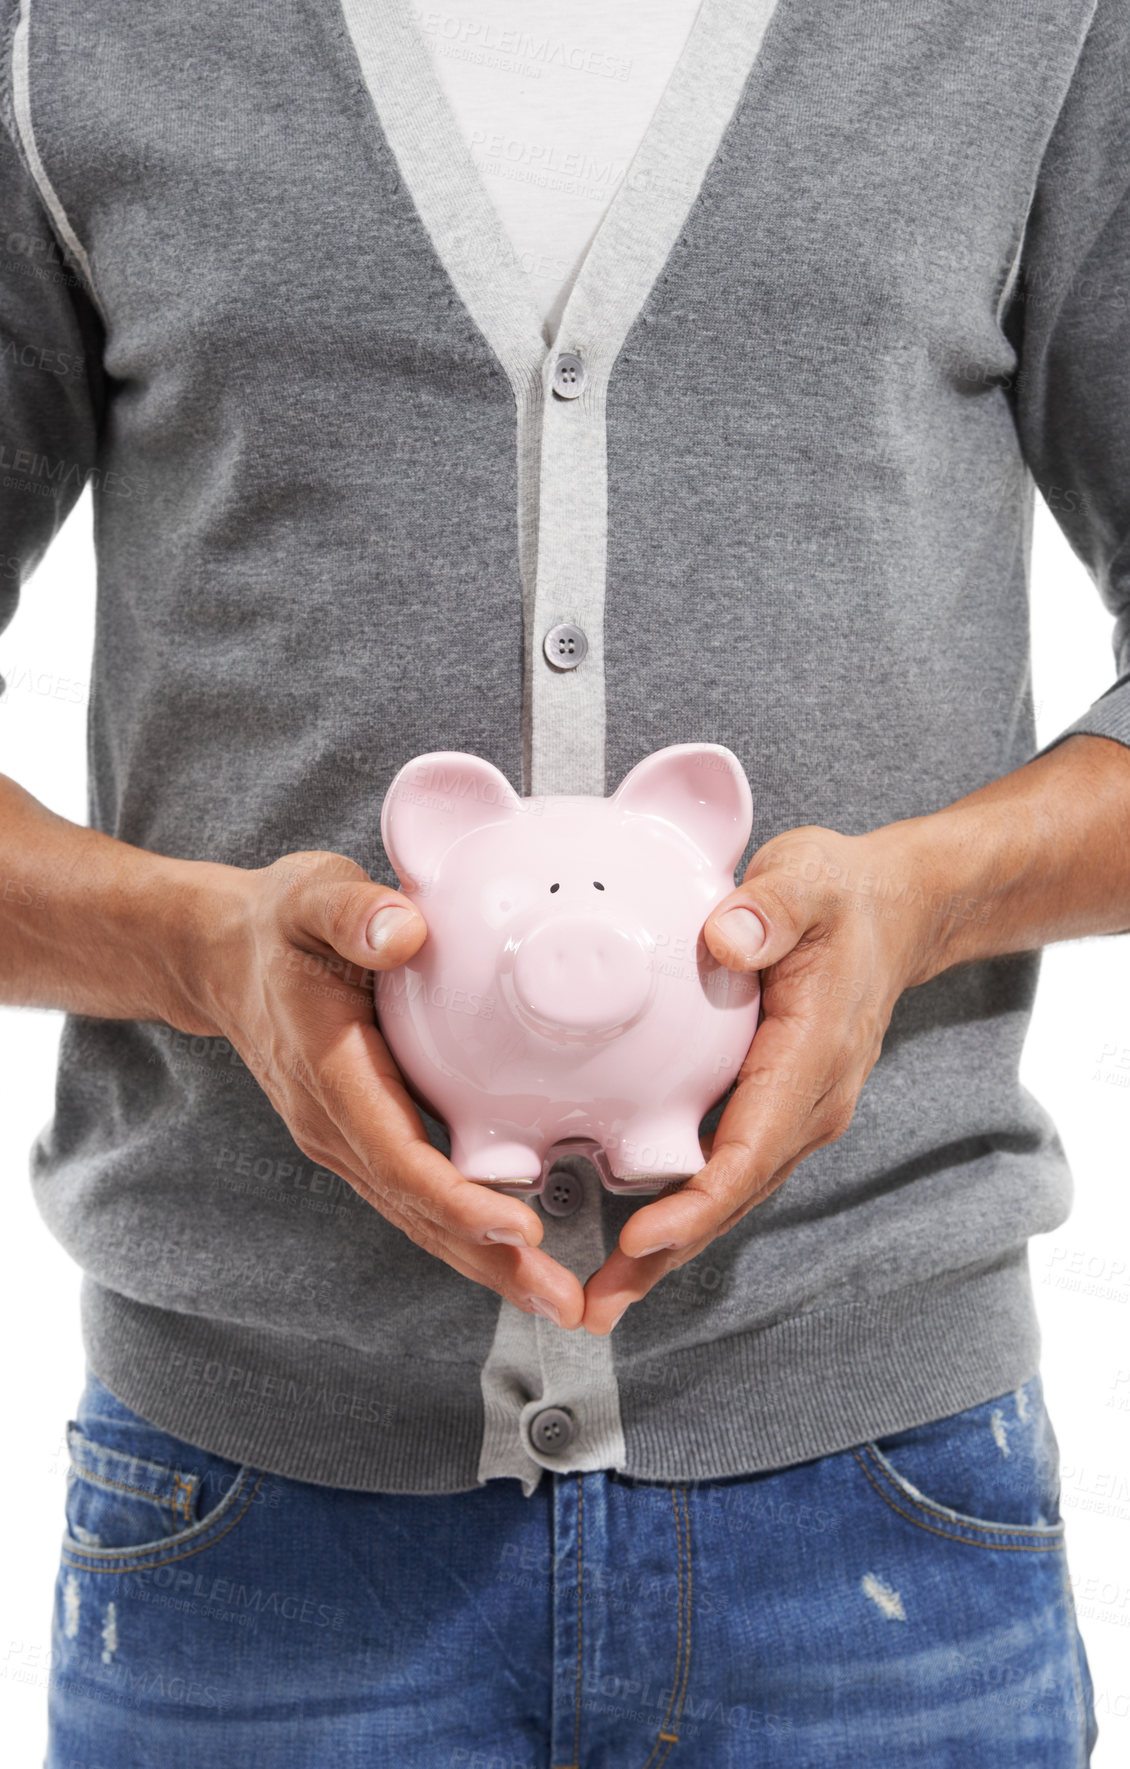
366, 905, 413, 952
635, 1241, 679, 1258
714, 906, 765, 963
528, 1296, 562, 1325
485, 1227, 527, 1246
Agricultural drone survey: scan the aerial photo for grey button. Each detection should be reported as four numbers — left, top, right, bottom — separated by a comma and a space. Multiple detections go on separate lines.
543, 622, 588, 669
541, 1166, 584, 1217
529, 1406, 575, 1455
552, 352, 587, 399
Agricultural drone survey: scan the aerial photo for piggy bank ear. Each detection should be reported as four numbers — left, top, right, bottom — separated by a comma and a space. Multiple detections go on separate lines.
610, 743, 752, 874
380, 751, 522, 890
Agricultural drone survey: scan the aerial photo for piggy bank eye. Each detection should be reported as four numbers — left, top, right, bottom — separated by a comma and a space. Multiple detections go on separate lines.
593, 881, 604, 890
550, 882, 560, 893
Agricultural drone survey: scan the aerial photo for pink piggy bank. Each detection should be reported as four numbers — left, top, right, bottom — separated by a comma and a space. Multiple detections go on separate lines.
374, 743, 761, 1197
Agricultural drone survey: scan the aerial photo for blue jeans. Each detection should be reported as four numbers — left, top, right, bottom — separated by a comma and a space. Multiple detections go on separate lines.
47, 1367, 1096, 1767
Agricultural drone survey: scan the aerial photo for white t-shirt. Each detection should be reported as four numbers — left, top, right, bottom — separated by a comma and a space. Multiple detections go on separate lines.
416, 1, 706, 339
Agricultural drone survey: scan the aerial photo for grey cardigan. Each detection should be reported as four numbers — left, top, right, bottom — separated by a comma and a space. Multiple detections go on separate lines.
2, 0, 1128, 1495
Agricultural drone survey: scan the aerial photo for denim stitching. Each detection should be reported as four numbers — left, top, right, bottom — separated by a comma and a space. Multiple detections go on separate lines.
61, 1471, 263, 1572
637, 1485, 691, 1765
1058, 1547, 1091, 1766
69, 1426, 202, 1518
171, 1474, 196, 1523
571, 1474, 584, 1769
644, 1486, 683, 1761
67, 1467, 169, 1505
670, 1486, 693, 1743
70, 1449, 199, 1522
861, 1439, 1066, 1535
854, 1449, 1064, 1551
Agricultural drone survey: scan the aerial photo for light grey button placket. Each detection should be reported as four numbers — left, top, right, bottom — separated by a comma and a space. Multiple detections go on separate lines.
337, 0, 786, 1495
530, 331, 609, 797
476, 1156, 627, 1494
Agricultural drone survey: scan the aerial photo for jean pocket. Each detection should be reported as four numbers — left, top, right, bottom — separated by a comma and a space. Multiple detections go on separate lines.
855, 1373, 1066, 1550
61, 1419, 265, 1573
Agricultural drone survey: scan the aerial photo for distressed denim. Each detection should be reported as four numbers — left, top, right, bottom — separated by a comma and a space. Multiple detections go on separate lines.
47, 1366, 1096, 1767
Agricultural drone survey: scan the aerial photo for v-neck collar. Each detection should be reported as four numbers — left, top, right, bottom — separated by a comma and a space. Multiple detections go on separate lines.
336, 0, 783, 391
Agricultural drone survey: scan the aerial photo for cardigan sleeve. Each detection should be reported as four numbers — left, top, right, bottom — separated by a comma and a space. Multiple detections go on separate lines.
0, 89, 106, 700
1002, 0, 1130, 762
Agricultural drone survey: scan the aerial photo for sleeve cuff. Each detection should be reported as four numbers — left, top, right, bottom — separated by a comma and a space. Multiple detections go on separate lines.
1030, 673, 1130, 762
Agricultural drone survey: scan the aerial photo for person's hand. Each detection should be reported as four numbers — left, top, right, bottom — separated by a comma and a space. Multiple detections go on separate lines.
579, 823, 946, 1335
176, 850, 584, 1328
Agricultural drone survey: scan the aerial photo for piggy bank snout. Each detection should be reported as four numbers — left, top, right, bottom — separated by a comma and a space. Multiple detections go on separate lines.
511, 916, 653, 1035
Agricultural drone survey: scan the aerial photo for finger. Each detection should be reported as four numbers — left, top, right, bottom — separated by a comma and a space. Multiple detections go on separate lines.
278, 1096, 585, 1326
581, 1239, 709, 1334
306, 1017, 547, 1248
581, 1137, 823, 1334
272, 852, 429, 972
259, 875, 586, 1322
311, 1021, 593, 1326
274, 1018, 586, 1324
616, 997, 852, 1259
695, 1120, 842, 1238
415, 1212, 587, 1328
701, 858, 821, 973
361, 1135, 585, 1326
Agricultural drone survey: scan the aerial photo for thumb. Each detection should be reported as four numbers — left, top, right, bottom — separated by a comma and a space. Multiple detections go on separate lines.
355, 891, 429, 971
702, 883, 805, 974
278, 858, 428, 973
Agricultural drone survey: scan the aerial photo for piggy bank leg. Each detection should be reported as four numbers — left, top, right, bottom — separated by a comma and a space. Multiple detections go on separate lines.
604, 1115, 707, 1183
449, 1125, 544, 1184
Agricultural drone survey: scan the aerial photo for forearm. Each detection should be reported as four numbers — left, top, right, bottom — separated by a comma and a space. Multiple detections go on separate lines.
882, 734, 1130, 986
5, 728, 1127, 1022
0, 772, 232, 1029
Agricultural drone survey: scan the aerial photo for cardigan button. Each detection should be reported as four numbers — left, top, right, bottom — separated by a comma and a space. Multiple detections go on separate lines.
552, 352, 586, 398
529, 1406, 575, 1455
543, 623, 587, 669
541, 1164, 584, 1217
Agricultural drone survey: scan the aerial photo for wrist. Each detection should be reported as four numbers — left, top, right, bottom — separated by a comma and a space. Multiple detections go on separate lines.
140, 853, 256, 1037
865, 802, 1034, 990
0, 773, 257, 1027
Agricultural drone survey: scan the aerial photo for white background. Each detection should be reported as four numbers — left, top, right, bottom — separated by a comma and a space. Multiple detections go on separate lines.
0, 489, 1128, 1760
